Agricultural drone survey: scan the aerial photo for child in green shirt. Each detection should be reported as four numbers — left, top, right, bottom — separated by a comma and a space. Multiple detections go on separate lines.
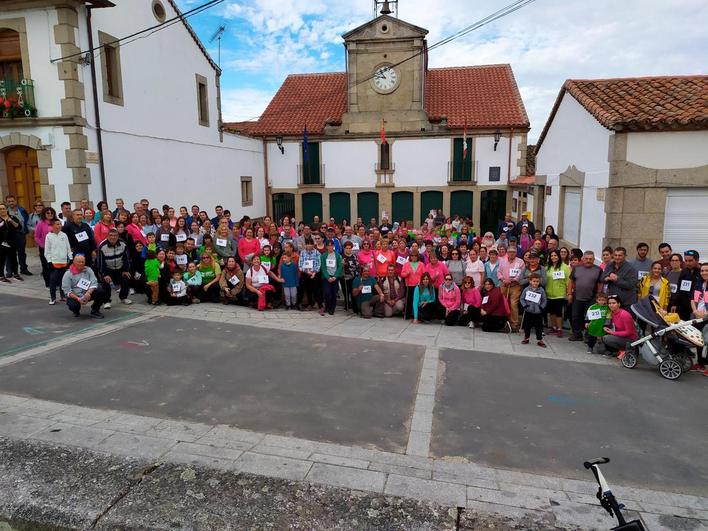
144, 250, 160, 304
585, 292, 609, 354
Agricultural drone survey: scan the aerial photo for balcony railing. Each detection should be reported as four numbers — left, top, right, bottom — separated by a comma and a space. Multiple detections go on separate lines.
374, 162, 395, 186
0, 79, 37, 119
447, 160, 477, 184
297, 164, 326, 186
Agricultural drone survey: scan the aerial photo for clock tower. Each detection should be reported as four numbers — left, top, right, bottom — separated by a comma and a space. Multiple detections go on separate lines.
333, 8, 432, 135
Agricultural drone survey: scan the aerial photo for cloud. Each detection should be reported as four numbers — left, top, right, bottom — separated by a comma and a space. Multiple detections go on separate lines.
190, 0, 708, 141
220, 87, 275, 122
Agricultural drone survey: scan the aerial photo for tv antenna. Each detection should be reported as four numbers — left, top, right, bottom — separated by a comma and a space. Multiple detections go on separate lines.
209, 24, 227, 68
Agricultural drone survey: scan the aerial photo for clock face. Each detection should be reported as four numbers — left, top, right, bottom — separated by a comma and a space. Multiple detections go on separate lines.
372, 65, 399, 93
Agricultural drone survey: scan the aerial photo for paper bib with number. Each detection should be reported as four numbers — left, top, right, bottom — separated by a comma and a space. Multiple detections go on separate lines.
175, 255, 188, 265
262, 262, 271, 272
525, 290, 541, 303
680, 280, 692, 291
361, 285, 372, 294
552, 270, 565, 280
326, 258, 336, 268
77, 278, 91, 290
352, 242, 360, 250
176, 233, 187, 242
376, 254, 387, 264
482, 296, 489, 304
670, 283, 677, 294
587, 308, 603, 320
75, 231, 89, 242
303, 260, 314, 269
509, 268, 520, 277
230, 275, 240, 285
396, 256, 407, 265
160, 233, 170, 241
216, 238, 227, 247
638, 271, 649, 280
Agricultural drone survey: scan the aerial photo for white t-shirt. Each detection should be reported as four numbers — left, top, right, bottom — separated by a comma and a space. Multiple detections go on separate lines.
465, 258, 485, 287
246, 266, 269, 288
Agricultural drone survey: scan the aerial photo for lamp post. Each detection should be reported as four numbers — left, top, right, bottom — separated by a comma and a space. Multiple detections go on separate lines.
276, 136, 284, 155
493, 129, 502, 151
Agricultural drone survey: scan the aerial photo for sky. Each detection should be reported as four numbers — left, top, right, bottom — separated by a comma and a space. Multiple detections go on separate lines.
176, 0, 708, 142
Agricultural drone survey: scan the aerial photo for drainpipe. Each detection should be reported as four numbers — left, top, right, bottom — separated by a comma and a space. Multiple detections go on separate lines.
86, 7, 108, 202
507, 128, 514, 216
263, 138, 270, 218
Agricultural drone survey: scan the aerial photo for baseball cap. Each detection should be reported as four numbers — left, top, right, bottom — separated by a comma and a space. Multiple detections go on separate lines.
684, 250, 699, 259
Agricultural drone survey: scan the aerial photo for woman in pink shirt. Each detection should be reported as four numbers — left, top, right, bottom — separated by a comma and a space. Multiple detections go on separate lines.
458, 275, 483, 327
393, 239, 410, 277
426, 253, 449, 289
237, 228, 261, 268
34, 206, 56, 288
438, 273, 461, 326
356, 239, 376, 276
93, 210, 115, 244
600, 295, 638, 354
401, 249, 426, 320
373, 239, 394, 279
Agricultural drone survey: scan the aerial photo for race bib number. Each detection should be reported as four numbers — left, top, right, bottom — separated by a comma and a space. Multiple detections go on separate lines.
303, 260, 314, 270
262, 262, 271, 272
326, 258, 336, 268
587, 308, 603, 320
509, 268, 520, 277
361, 285, 372, 294
638, 271, 649, 280
525, 290, 541, 303
680, 280, 692, 292
175, 255, 188, 265
160, 234, 170, 242
75, 231, 88, 242
77, 278, 91, 290
230, 275, 240, 285
503, 227, 509, 232
176, 233, 187, 242
462, 303, 469, 311
396, 256, 407, 265
482, 296, 489, 304
134, 272, 142, 280
352, 242, 360, 251
377, 254, 387, 264
216, 238, 227, 247
552, 270, 565, 280
670, 283, 677, 294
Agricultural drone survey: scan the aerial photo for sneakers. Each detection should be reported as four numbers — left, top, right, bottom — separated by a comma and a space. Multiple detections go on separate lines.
556, 329, 563, 338
537, 341, 547, 348
586, 346, 594, 354
468, 322, 475, 329
90, 309, 104, 319
20, 270, 33, 276
103, 302, 112, 310
319, 307, 325, 316
521, 338, 530, 344
568, 335, 583, 342
0, 276, 10, 283
49, 298, 56, 305
129, 288, 135, 295
121, 298, 133, 305
703, 369, 708, 377
690, 364, 705, 372
13, 274, 23, 281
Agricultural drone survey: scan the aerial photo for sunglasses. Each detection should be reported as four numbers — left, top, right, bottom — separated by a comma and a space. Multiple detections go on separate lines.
445, 277, 453, 281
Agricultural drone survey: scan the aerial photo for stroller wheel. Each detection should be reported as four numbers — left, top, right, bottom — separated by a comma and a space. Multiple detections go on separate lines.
659, 358, 682, 380
621, 349, 638, 369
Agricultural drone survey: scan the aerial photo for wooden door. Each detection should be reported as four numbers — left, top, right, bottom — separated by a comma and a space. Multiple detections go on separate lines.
4, 147, 40, 247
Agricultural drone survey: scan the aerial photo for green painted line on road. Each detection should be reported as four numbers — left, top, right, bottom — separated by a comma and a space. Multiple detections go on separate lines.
0, 312, 140, 358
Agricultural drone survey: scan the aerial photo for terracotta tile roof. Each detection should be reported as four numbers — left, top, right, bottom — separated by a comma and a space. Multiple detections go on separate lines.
425, 65, 529, 129
222, 120, 260, 135
509, 175, 535, 186
234, 65, 528, 137
537, 75, 708, 149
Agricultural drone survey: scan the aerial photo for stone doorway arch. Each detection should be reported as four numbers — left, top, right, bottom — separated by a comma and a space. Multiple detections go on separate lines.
0, 133, 52, 204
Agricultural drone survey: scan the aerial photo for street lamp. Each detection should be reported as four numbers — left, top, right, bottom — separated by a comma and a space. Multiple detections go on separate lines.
493, 129, 502, 151
276, 136, 284, 155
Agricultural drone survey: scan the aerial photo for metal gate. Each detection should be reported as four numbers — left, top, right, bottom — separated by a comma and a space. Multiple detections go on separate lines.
272, 193, 295, 224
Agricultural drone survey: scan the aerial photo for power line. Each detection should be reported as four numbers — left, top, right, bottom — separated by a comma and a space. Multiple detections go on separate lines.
50, 0, 224, 64
233, 0, 538, 126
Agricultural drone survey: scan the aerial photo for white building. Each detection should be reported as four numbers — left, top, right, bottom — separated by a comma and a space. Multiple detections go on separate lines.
535, 76, 708, 257
226, 10, 529, 235
0, 0, 264, 216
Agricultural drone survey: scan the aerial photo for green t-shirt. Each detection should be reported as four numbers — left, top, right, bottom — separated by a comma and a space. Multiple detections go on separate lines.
144, 258, 160, 283
353, 276, 377, 303
587, 303, 610, 337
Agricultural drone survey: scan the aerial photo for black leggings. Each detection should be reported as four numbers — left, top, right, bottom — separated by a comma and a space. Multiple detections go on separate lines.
457, 306, 482, 326
443, 309, 460, 326
482, 315, 508, 332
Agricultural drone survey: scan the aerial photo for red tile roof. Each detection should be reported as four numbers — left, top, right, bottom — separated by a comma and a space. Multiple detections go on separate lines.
509, 175, 535, 186
222, 120, 260, 135
234, 65, 528, 137
537, 75, 708, 149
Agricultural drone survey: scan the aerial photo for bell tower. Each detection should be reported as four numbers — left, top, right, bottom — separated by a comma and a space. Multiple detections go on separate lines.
333, 2, 430, 135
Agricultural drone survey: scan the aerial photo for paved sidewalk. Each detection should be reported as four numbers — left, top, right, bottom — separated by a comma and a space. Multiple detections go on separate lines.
2, 394, 707, 530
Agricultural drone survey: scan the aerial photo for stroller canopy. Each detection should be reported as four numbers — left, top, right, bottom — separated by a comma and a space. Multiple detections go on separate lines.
630, 297, 666, 329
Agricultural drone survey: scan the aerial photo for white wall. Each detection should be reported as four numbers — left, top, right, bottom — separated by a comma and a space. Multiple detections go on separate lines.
392, 138, 449, 186
475, 135, 519, 185
626, 130, 708, 169
323, 140, 378, 188
267, 141, 300, 189
536, 92, 612, 253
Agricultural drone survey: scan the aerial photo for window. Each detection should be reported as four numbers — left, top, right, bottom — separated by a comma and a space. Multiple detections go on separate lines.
379, 142, 390, 171
152, 0, 167, 22
98, 32, 123, 105
562, 187, 581, 245
0, 29, 23, 83
489, 166, 501, 182
195, 74, 209, 126
451, 138, 472, 181
301, 141, 321, 184
241, 176, 253, 207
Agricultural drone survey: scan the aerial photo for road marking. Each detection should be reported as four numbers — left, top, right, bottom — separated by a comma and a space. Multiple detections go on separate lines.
0, 314, 156, 368
23, 326, 45, 335
405, 346, 439, 457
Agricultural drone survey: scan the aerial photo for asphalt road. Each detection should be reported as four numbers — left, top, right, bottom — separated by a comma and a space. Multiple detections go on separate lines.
0, 314, 423, 452
432, 348, 708, 496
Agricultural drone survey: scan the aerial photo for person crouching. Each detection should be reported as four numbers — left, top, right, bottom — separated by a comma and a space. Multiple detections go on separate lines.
61, 254, 108, 318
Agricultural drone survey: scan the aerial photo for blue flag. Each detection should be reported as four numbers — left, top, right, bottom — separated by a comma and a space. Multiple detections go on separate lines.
303, 125, 309, 164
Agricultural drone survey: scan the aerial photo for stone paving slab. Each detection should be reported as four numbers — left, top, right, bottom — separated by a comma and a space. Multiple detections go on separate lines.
2, 393, 707, 530
432, 348, 708, 496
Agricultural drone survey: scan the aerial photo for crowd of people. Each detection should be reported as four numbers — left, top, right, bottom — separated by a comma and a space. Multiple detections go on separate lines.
1, 196, 706, 375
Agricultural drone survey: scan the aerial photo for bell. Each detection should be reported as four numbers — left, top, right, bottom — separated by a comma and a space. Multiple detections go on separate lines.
380, 0, 392, 15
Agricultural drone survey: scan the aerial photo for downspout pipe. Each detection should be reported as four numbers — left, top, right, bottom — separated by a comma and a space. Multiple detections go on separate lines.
86, 7, 108, 203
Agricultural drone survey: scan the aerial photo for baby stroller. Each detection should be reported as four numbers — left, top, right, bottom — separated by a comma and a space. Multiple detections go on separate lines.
621, 297, 706, 380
